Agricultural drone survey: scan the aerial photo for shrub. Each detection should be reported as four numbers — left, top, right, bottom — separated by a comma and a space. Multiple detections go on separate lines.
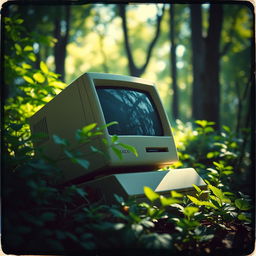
2, 17, 254, 255
171, 120, 252, 194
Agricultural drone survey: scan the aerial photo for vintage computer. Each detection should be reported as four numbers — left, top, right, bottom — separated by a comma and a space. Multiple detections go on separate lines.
29, 72, 206, 203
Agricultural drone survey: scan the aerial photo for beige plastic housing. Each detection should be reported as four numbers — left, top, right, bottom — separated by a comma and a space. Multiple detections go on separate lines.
29, 72, 178, 184
79, 168, 207, 204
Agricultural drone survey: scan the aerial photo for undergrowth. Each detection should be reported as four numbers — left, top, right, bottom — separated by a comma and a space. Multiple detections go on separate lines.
2, 16, 254, 255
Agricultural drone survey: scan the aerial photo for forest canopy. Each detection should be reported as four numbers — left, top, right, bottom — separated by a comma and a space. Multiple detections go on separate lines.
3, 2, 253, 132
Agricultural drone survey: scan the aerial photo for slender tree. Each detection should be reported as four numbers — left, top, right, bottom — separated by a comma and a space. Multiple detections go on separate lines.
190, 4, 204, 122
169, 4, 179, 120
119, 4, 165, 77
190, 4, 223, 128
54, 5, 71, 81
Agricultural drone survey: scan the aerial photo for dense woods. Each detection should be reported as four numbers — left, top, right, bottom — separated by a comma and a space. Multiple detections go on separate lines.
2, 2, 254, 255
4, 3, 253, 129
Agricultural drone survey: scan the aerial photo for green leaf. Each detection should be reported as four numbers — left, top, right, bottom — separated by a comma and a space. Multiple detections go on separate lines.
109, 208, 127, 220
65, 232, 79, 242
49, 81, 66, 88
222, 125, 231, 133
204, 127, 214, 133
222, 170, 234, 175
187, 195, 217, 209
75, 187, 87, 197
195, 120, 215, 128
207, 152, 217, 159
113, 194, 125, 205
237, 213, 251, 222
171, 191, 184, 198
140, 233, 172, 249
52, 134, 68, 146
81, 123, 97, 134
112, 147, 123, 159
15, 43, 22, 53
129, 212, 141, 223
64, 150, 88, 167
183, 206, 199, 218
75, 158, 90, 169
235, 199, 252, 211
102, 138, 108, 145
40, 61, 49, 74
119, 143, 138, 157
209, 195, 222, 207
144, 186, 159, 202
23, 75, 34, 84
131, 223, 143, 234
104, 121, 118, 128
207, 168, 218, 175
208, 185, 225, 200
193, 184, 202, 194
187, 195, 201, 205
22, 63, 32, 69
24, 45, 33, 51
90, 146, 101, 154
28, 52, 36, 62
113, 223, 125, 230
64, 150, 75, 159
147, 207, 158, 218
140, 219, 155, 228
160, 195, 181, 207
111, 135, 119, 143
195, 120, 207, 127
33, 72, 45, 83
139, 202, 150, 209
97, 121, 118, 132
15, 19, 24, 24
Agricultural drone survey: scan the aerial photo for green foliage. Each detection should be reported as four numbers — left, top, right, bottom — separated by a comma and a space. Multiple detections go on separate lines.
4, 16, 66, 161
3, 16, 253, 254
141, 182, 252, 251
51, 122, 138, 169
171, 120, 251, 193
144, 186, 160, 202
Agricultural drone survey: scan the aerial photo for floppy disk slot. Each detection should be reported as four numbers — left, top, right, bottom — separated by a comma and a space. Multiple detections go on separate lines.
146, 147, 169, 153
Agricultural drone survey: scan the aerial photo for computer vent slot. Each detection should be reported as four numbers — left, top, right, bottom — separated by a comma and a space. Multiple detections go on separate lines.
33, 117, 49, 145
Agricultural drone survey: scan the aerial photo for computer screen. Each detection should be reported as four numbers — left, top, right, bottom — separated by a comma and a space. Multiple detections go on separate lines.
96, 87, 163, 136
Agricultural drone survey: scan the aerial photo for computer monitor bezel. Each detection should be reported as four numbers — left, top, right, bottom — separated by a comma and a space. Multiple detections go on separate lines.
84, 73, 173, 140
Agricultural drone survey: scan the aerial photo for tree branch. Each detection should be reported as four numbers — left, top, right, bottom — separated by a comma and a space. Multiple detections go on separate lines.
119, 4, 136, 75
119, 4, 165, 77
141, 4, 166, 74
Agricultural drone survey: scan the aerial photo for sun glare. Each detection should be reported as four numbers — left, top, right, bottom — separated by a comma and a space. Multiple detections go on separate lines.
134, 4, 162, 22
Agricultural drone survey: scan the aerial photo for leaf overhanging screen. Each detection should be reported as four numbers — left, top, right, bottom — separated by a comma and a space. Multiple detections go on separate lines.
96, 87, 164, 136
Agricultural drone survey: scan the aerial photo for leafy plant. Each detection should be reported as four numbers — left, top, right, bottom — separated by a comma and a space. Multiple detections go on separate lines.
2, 17, 253, 255
51, 121, 138, 170
170, 120, 251, 194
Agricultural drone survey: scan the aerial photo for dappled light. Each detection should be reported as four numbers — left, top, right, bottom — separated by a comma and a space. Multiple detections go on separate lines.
2, 2, 254, 255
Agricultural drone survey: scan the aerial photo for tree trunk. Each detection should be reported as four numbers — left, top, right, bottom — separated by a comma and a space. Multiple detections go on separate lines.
54, 5, 71, 82
190, 4, 223, 128
190, 4, 204, 121
170, 4, 179, 120
119, 4, 165, 77
202, 4, 223, 128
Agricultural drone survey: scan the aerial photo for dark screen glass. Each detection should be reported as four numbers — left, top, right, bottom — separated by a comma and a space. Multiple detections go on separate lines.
96, 87, 164, 136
